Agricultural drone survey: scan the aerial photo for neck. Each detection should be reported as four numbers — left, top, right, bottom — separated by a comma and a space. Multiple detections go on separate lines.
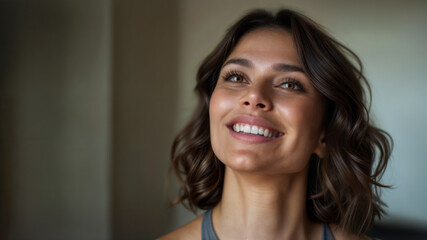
212, 167, 321, 240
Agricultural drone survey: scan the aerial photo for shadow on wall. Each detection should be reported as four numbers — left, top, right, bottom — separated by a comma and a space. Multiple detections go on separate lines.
0, 0, 179, 239
0, 1, 72, 239
111, 0, 179, 239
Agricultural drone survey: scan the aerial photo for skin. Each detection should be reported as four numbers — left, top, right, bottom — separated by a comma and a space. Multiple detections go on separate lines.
160, 28, 365, 240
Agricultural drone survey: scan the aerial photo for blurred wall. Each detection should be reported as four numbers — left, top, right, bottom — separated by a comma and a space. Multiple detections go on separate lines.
173, 0, 427, 231
111, 0, 178, 239
0, 0, 112, 239
0, 0, 179, 239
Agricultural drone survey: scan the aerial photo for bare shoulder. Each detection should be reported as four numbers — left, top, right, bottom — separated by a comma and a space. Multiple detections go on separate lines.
157, 215, 203, 240
329, 224, 372, 240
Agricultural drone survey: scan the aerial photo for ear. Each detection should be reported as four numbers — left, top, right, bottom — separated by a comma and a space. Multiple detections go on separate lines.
313, 130, 326, 159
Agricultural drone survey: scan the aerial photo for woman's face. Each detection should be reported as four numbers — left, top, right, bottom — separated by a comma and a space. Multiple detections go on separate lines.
209, 28, 326, 174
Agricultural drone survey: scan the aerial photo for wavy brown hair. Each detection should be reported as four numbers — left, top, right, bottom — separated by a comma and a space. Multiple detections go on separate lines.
170, 9, 392, 235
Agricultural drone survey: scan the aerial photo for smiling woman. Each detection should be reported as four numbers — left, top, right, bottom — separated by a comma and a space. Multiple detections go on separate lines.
160, 9, 392, 240
210, 28, 326, 175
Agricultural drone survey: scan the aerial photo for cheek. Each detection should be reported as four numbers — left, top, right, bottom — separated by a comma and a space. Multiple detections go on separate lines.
208, 89, 221, 129
209, 89, 233, 157
209, 88, 236, 125
279, 97, 324, 134
209, 88, 243, 162
275, 97, 325, 170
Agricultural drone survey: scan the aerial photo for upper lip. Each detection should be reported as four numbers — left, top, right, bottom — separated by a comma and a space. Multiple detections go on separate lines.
226, 115, 284, 133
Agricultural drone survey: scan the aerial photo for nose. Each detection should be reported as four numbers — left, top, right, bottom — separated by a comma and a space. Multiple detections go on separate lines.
239, 85, 272, 111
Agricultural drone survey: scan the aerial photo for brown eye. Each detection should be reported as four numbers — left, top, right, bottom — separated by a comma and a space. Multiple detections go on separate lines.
282, 82, 295, 89
279, 79, 304, 91
229, 75, 244, 83
222, 71, 248, 84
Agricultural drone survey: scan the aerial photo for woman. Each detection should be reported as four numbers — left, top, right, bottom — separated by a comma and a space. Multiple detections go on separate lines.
160, 8, 392, 240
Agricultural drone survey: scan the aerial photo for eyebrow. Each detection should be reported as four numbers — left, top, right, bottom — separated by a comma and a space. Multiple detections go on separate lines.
222, 58, 305, 73
222, 58, 253, 68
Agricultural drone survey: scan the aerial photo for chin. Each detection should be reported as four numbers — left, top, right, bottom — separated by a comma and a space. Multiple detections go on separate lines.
219, 153, 311, 175
219, 153, 274, 173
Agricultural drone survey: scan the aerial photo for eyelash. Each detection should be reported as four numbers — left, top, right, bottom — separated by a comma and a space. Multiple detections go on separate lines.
222, 70, 246, 83
222, 70, 305, 92
277, 78, 305, 92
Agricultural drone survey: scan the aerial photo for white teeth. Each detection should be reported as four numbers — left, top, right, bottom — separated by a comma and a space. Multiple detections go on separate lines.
243, 124, 251, 133
250, 126, 258, 134
232, 123, 281, 138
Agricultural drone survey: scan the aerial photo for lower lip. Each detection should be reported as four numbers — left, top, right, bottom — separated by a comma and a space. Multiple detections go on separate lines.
228, 127, 280, 143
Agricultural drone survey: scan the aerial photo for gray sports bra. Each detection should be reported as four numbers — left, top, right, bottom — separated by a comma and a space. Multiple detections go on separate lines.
202, 209, 335, 240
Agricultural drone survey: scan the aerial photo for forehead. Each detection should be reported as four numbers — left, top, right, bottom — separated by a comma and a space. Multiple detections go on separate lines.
227, 28, 300, 65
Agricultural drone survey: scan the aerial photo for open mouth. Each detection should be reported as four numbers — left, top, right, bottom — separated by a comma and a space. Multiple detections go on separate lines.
230, 123, 284, 138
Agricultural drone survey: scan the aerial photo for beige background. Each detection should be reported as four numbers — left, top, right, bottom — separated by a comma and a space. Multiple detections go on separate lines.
1, 0, 426, 239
